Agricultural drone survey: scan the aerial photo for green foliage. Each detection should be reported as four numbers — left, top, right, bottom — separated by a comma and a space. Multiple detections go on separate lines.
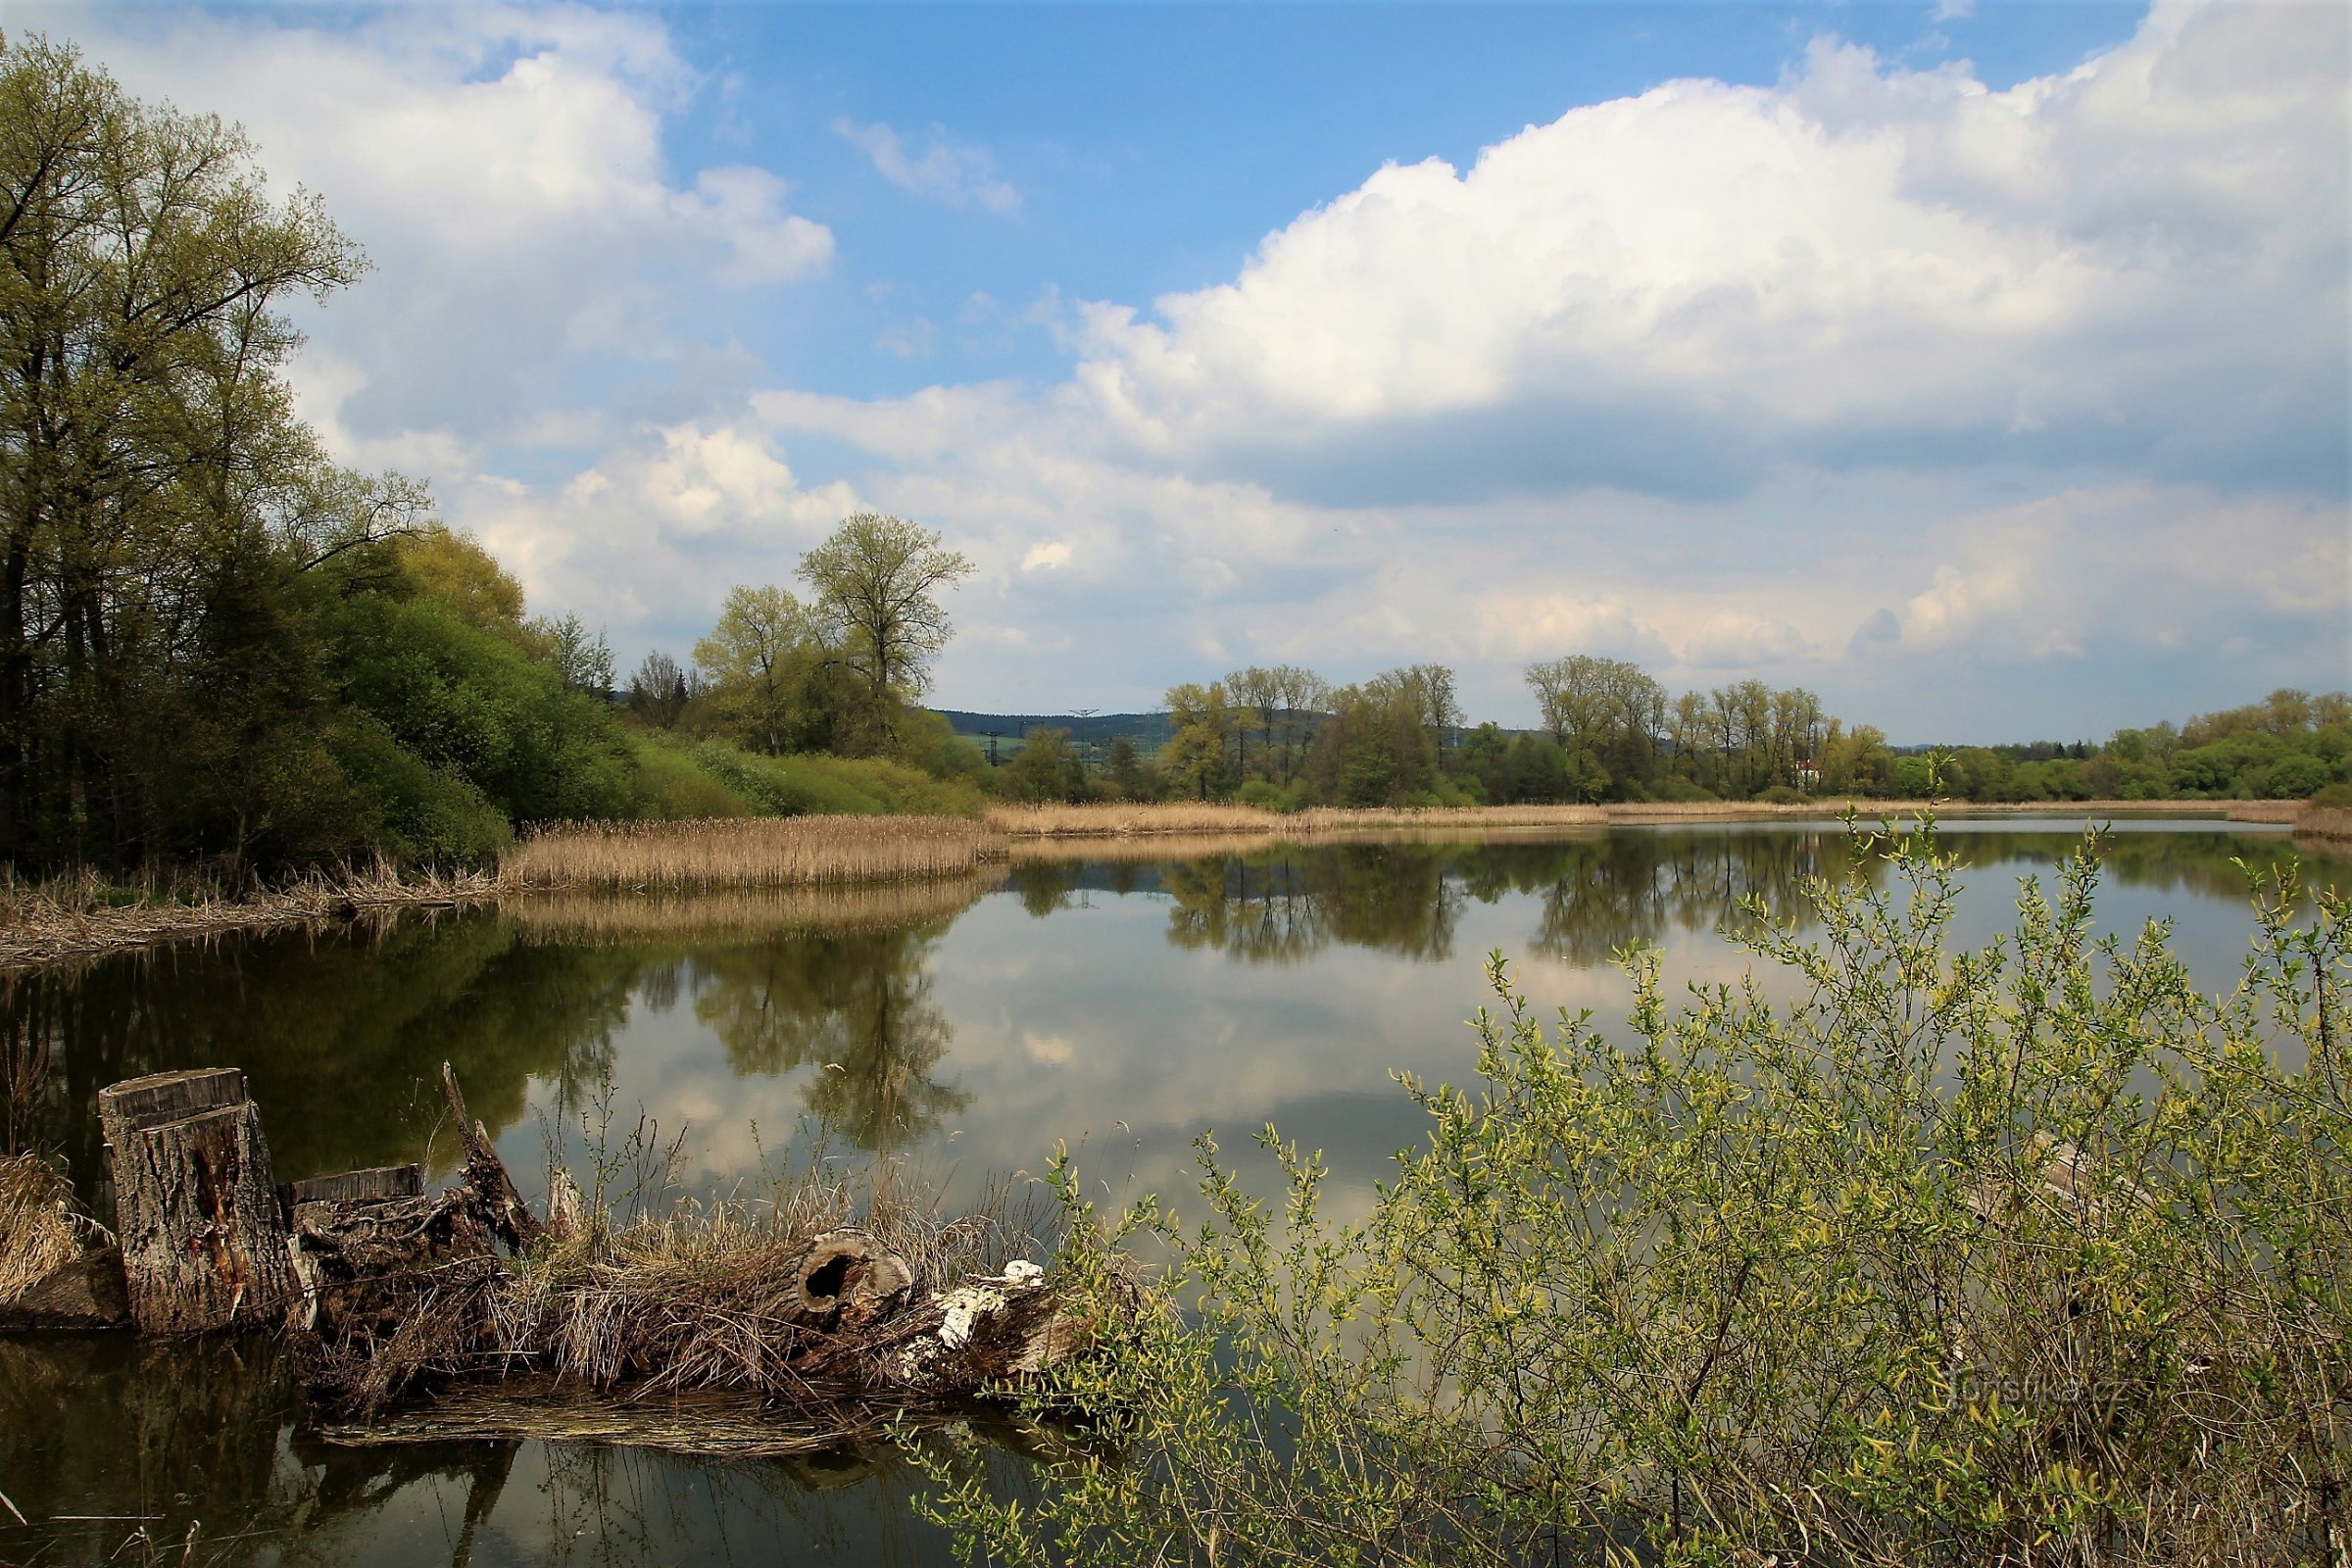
626, 736, 751, 821
321, 590, 639, 827
1754, 783, 1809, 805
930, 815, 2350, 1567
684, 742, 984, 818
1002, 728, 1090, 804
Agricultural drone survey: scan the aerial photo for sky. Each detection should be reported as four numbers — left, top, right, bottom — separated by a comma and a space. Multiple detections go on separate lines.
12, 0, 2348, 741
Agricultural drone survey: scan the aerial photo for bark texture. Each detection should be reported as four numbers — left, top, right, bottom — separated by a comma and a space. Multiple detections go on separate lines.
98, 1068, 296, 1334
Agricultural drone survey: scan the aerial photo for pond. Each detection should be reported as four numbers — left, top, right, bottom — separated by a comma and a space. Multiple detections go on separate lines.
1, 816, 2340, 1565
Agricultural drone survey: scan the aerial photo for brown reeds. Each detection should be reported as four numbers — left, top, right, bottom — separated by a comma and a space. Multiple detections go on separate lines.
500, 816, 1007, 893
2293, 805, 2352, 843
506, 877, 993, 946
0, 1154, 88, 1303
0, 861, 498, 969
985, 798, 2234, 840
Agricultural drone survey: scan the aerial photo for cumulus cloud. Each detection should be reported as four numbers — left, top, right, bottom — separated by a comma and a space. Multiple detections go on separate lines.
29, 0, 2341, 739
832, 118, 1021, 213
44, 3, 831, 454
1061, 0, 2345, 503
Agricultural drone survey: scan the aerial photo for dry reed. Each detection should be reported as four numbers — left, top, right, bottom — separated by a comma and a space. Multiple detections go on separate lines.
501, 816, 1007, 893
2294, 805, 2352, 843
985, 798, 2234, 840
0, 1153, 89, 1302
0, 861, 498, 969
318, 1157, 1044, 1417
508, 878, 994, 946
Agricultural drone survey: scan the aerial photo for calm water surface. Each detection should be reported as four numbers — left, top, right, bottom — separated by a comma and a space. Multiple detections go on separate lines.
2, 817, 2339, 1565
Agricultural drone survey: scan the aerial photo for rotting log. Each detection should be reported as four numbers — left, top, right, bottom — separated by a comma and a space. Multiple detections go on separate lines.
98, 1068, 296, 1334
0, 1244, 127, 1329
284, 1161, 496, 1336
440, 1062, 541, 1252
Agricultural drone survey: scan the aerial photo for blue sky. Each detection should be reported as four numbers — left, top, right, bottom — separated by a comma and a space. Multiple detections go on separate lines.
24, 1, 2349, 739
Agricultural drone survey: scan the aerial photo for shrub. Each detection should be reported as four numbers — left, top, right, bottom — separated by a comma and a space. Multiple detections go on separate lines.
931, 814, 2350, 1568
1754, 783, 1810, 805
628, 737, 752, 820
1653, 777, 1719, 804
1234, 779, 1286, 810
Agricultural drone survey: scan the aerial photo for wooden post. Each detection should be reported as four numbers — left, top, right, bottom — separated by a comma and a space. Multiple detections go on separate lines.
98, 1068, 296, 1334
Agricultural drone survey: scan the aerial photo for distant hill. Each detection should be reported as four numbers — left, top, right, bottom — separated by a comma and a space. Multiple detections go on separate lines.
931, 710, 1173, 749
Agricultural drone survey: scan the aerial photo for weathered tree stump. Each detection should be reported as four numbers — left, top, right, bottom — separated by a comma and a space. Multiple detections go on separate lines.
98, 1068, 296, 1334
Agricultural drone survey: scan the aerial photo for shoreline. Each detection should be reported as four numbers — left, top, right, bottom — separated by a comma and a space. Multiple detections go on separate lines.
0, 799, 2321, 969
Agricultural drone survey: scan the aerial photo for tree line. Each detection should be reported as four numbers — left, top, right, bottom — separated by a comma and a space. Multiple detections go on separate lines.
989, 657, 2350, 811
0, 37, 987, 875
5, 36, 2341, 876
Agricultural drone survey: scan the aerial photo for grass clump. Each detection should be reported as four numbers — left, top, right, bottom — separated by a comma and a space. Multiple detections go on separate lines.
932, 811, 2350, 1568
0, 1154, 91, 1301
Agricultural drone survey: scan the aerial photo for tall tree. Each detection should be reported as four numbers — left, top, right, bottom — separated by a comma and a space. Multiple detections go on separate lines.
0, 35, 372, 868
795, 513, 972, 749
694, 585, 820, 757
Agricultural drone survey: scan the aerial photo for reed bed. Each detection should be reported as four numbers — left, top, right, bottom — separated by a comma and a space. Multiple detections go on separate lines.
2293, 805, 2352, 843
985, 798, 2228, 841
501, 816, 1008, 893
508, 877, 993, 946
2226, 800, 2308, 824
0, 1154, 89, 1302
0, 861, 498, 968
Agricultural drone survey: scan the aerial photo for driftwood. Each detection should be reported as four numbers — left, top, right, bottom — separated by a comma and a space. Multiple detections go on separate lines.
440, 1062, 543, 1252
6, 1063, 1126, 1452
98, 1068, 297, 1333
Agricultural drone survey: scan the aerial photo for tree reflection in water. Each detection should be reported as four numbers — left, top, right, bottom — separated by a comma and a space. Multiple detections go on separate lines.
1130, 823, 2339, 969
0, 1334, 1036, 1568
690, 921, 971, 1154
0, 916, 635, 1193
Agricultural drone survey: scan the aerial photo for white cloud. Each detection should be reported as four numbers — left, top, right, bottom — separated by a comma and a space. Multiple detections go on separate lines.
41, 3, 832, 454
1060, 0, 2344, 503
832, 118, 1021, 214
1020, 540, 1073, 573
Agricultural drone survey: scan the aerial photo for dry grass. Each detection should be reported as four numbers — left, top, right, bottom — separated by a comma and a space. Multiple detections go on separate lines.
2226, 800, 2307, 824
2294, 805, 2352, 843
318, 1155, 1044, 1417
0, 860, 498, 969
501, 816, 1007, 893
986, 798, 2238, 840
0, 1153, 88, 1301
508, 877, 995, 946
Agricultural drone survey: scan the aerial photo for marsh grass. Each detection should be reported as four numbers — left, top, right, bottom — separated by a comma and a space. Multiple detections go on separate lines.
0, 860, 498, 967
506, 877, 993, 946
0, 1153, 91, 1301
500, 815, 1006, 893
2295, 805, 2352, 843
986, 798, 2230, 839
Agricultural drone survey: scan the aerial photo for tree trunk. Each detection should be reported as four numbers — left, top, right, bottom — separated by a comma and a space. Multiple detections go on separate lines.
99, 1067, 296, 1334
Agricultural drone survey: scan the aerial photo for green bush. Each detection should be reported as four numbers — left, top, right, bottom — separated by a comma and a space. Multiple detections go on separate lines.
1754, 783, 1810, 805
933, 815, 2350, 1568
1234, 778, 1286, 810
627, 737, 752, 820
1653, 776, 1719, 804
327, 715, 511, 863
686, 742, 985, 818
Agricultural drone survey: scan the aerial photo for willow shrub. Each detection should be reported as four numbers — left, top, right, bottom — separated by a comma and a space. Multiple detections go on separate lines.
927, 813, 2349, 1567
